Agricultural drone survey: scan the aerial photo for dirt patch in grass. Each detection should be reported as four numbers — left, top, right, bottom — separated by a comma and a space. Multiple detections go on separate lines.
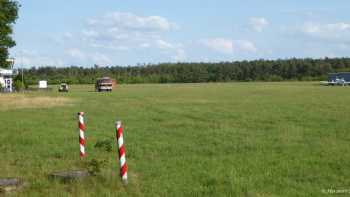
0, 94, 75, 111
128, 171, 142, 196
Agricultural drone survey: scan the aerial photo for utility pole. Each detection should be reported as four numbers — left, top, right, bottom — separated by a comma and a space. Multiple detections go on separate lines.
20, 51, 24, 89
21, 66, 24, 86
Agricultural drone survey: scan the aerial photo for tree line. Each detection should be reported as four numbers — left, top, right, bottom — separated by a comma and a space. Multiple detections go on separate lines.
22, 57, 350, 85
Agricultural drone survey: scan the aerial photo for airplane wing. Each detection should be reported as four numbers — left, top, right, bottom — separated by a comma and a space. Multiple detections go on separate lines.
320, 81, 330, 85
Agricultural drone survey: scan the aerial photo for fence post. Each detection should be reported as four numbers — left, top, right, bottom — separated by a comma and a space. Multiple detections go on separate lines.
78, 112, 85, 158
115, 120, 127, 184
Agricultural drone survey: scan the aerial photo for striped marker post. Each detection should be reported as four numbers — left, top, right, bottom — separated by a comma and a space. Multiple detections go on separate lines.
78, 112, 85, 158
115, 120, 127, 184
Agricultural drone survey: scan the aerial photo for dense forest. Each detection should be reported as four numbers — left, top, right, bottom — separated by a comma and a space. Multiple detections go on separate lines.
22, 57, 350, 85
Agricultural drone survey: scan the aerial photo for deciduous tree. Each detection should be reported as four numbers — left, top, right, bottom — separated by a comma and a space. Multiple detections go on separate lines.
0, 0, 19, 68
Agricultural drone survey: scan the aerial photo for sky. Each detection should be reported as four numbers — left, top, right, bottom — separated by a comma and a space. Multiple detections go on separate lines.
9, 0, 350, 68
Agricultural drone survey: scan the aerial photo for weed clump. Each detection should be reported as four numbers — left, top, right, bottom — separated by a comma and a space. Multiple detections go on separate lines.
85, 159, 107, 176
94, 139, 113, 152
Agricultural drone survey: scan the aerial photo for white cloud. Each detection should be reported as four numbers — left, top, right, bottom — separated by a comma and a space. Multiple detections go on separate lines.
90, 43, 130, 51
21, 56, 64, 67
172, 49, 186, 62
15, 48, 113, 67
301, 22, 350, 38
296, 22, 350, 52
140, 43, 150, 48
63, 32, 74, 39
154, 40, 186, 61
82, 11, 180, 53
201, 38, 233, 54
66, 48, 86, 60
92, 53, 112, 66
302, 23, 320, 34
249, 17, 269, 32
275, 21, 350, 57
49, 32, 75, 46
82, 30, 99, 38
327, 23, 350, 31
12, 50, 65, 67
156, 39, 175, 49
234, 40, 257, 53
201, 38, 257, 54
42, 12, 185, 65
88, 12, 177, 32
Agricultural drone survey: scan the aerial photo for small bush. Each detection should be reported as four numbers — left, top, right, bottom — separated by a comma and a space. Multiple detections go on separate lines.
94, 139, 113, 152
13, 80, 25, 91
85, 159, 107, 176
268, 75, 283, 82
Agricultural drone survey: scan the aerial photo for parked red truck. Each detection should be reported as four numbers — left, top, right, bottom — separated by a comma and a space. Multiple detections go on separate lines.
95, 77, 113, 92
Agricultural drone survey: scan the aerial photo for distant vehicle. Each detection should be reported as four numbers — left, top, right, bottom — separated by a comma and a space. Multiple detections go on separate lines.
320, 72, 350, 86
58, 83, 69, 92
95, 77, 113, 92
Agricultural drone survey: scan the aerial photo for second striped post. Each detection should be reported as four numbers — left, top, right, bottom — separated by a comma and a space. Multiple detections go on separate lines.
78, 112, 85, 158
115, 120, 127, 184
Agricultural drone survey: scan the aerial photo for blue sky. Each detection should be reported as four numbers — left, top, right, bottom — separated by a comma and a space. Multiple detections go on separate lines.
9, 0, 350, 67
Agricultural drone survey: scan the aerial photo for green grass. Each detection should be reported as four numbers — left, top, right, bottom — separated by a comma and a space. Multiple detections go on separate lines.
1, 82, 350, 196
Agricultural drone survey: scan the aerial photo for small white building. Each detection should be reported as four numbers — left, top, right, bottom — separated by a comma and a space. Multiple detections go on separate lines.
38, 80, 48, 89
0, 68, 15, 92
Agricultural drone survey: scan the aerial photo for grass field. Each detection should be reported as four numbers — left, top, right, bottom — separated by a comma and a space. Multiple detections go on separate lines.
1, 82, 349, 196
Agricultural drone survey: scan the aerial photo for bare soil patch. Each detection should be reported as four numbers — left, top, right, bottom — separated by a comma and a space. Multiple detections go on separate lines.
0, 94, 74, 111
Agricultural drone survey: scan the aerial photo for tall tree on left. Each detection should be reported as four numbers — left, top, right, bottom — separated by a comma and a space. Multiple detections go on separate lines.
0, 0, 19, 68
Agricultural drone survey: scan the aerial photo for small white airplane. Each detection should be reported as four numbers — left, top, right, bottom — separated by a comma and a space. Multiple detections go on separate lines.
320, 78, 350, 86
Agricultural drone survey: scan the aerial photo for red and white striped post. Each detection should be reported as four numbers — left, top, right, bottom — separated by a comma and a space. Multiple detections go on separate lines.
78, 112, 85, 158
115, 120, 127, 184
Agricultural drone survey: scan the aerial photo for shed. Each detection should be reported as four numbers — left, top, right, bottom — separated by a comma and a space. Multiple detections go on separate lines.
38, 80, 48, 89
